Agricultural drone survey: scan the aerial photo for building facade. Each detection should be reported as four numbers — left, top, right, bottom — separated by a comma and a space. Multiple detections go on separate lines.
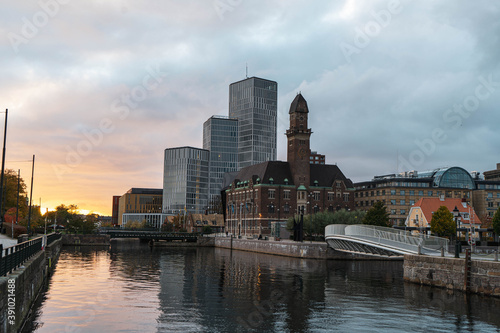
355, 165, 500, 226
163, 147, 210, 214
112, 195, 120, 226
484, 163, 500, 181
224, 94, 355, 237
229, 77, 278, 169
405, 197, 481, 237
310, 151, 325, 165
203, 116, 239, 206
118, 188, 163, 228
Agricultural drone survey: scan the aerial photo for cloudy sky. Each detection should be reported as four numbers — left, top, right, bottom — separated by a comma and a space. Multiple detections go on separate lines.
1, 0, 499, 215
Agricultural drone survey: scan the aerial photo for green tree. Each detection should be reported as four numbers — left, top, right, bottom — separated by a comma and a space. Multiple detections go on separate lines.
287, 209, 368, 237
492, 206, 500, 238
202, 225, 213, 234
2, 169, 29, 222
430, 206, 455, 238
362, 201, 390, 227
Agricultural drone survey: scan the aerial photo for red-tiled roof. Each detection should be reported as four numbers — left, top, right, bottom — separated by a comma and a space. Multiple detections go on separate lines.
412, 198, 481, 225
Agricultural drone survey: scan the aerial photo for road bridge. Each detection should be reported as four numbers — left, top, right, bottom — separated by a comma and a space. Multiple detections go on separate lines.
99, 230, 200, 242
325, 224, 449, 258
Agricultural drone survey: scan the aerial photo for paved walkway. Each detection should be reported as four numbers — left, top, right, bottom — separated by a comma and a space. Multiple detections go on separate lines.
0, 233, 17, 248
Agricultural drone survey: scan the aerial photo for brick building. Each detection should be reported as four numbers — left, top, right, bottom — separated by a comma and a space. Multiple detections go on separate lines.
224, 94, 355, 237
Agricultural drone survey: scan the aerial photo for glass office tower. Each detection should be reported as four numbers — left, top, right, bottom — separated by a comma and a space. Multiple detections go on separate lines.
229, 77, 278, 169
203, 116, 239, 204
163, 147, 210, 214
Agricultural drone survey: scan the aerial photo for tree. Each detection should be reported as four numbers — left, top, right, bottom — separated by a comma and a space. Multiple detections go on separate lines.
1, 169, 29, 222
492, 206, 500, 238
362, 201, 390, 227
287, 209, 368, 237
430, 206, 455, 238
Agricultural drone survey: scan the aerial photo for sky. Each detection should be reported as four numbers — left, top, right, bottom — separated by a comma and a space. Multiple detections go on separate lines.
1, 0, 499, 216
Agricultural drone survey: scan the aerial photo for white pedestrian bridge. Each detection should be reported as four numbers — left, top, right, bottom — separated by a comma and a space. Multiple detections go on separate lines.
325, 224, 450, 258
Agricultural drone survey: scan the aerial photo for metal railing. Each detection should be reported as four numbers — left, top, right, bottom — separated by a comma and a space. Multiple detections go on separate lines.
325, 224, 449, 255
0, 233, 61, 277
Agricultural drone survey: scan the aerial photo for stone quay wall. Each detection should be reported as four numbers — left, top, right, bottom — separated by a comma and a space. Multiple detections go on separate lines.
62, 234, 110, 246
404, 254, 500, 297
214, 237, 382, 260
0, 237, 62, 333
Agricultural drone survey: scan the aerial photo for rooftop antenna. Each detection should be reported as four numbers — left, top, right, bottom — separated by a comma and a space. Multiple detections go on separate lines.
246, 63, 248, 78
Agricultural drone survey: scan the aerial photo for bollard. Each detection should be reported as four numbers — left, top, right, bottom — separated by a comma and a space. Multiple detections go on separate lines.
495, 249, 499, 262
441, 247, 444, 257
418, 244, 422, 255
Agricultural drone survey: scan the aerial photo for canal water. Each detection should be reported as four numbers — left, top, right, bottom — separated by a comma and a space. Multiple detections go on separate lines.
23, 240, 500, 333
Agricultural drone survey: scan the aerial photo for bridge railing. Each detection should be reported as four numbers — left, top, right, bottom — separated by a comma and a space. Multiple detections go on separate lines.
325, 224, 449, 254
0, 233, 61, 277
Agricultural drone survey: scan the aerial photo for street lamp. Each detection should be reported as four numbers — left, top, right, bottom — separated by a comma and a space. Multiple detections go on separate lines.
453, 206, 461, 258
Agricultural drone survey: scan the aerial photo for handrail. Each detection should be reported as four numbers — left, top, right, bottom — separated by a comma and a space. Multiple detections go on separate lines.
0, 232, 61, 277
325, 224, 449, 254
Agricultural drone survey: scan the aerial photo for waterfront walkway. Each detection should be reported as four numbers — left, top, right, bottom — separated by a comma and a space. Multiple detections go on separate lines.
0, 233, 17, 248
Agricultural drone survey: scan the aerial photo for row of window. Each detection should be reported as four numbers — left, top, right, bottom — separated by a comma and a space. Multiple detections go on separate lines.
356, 189, 470, 198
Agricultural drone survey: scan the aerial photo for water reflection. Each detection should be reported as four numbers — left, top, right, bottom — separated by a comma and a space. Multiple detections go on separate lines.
24, 241, 500, 333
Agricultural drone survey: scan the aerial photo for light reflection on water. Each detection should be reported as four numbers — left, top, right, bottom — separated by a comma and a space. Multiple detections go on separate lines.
23, 239, 500, 333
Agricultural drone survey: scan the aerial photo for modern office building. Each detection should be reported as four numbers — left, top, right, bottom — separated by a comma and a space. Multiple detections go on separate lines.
224, 94, 355, 236
229, 77, 278, 169
163, 147, 210, 214
118, 188, 163, 229
203, 116, 239, 206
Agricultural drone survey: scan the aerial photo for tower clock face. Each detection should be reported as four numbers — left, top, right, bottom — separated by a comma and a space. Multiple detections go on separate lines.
298, 148, 306, 158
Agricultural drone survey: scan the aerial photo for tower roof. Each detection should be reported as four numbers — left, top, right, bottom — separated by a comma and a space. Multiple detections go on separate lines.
289, 93, 309, 114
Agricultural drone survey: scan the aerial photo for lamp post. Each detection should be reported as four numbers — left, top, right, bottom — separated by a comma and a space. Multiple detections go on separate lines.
453, 206, 461, 258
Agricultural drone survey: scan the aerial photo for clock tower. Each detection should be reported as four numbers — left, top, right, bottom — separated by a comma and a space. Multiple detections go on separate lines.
286, 93, 311, 187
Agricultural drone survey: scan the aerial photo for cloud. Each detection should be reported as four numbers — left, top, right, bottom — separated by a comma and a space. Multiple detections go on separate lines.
1, 0, 499, 214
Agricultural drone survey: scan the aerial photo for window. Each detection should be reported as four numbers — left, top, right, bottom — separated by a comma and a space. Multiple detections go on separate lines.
284, 190, 290, 200
488, 202, 493, 208
418, 190, 424, 196
391, 209, 396, 214
391, 200, 396, 205
400, 209, 406, 215
328, 192, 334, 201
428, 191, 433, 196
284, 204, 290, 213
268, 205, 275, 213
313, 192, 320, 201
382, 190, 386, 195
409, 200, 415, 206
343, 193, 349, 202
409, 190, 415, 196
391, 189, 396, 195
314, 206, 319, 213
400, 200, 405, 205
400, 190, 405, 195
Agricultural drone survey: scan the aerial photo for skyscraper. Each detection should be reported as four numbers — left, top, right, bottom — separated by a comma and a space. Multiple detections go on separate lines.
203, 116, 239, 205
229, 77, 278, 169
163, 147, 210, 214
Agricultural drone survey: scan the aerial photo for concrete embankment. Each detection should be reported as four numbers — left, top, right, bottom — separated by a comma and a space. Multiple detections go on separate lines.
0, 237, 62, 333
214, 237, 384, 260
404, 254, 500, 297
